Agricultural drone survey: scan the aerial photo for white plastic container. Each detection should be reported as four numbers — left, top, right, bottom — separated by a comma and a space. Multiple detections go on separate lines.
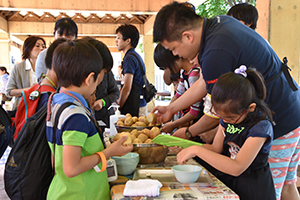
109, 104, 125, 136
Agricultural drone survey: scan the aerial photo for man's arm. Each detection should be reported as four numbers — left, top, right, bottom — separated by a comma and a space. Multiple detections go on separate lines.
172, 115, 219, 139
117, 73, 133, 107
152, 78, 207, 123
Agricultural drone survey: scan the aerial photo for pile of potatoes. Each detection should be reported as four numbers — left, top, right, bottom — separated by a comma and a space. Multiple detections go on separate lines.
113, 126, 168, 164
116, 113, 160, 127
113, 126, 161, 144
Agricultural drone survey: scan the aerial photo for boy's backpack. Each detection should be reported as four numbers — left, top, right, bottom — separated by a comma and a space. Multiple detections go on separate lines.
13, 84, 56, 142
4, 102, 74, 200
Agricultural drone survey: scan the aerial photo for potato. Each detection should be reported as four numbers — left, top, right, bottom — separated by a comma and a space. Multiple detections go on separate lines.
132, 138, 143, 144
130, 129, 139, 137
113, 133, 121, 141
116, 121, 124, 126
131, 123, 138, 127
118, 117, 125, 122
139, 116, 149, 125
125, 113, 132, 118
144, 138, 153, 144
137, 133, 148, 143
135, 122, 147, 127
147, 113, 157, 124
130, 134, 136, 141
119, 132, 132, 146
150, 127, 161, 139
132, 116, 139, 123
124, 117, 133, 126
141, 128, 151, 137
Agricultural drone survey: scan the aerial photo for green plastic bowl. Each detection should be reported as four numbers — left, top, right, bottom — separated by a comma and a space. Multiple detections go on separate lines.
112, 152, 139, 175
172, 165, 202, 183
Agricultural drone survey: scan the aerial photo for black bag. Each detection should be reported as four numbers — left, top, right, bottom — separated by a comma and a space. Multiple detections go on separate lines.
4, 102, 74, 200
0, 106, 13, 158
129, 53, 157, 103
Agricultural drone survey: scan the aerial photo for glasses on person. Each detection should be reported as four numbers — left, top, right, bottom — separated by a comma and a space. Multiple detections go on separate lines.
210, 106, 247, 125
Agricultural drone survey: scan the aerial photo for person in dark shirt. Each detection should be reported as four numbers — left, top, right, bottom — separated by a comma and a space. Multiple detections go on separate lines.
115, 24, 147, 117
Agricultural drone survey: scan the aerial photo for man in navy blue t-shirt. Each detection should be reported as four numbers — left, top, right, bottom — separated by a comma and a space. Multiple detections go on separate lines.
152, 2, 300, 200
115, 24, 147, 117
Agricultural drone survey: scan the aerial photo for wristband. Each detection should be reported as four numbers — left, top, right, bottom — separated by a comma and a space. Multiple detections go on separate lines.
101, 99, 106, 107
95, 152, 107, 172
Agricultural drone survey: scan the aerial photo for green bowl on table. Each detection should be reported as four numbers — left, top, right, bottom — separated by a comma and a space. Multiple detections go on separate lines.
112, 152, 139, 175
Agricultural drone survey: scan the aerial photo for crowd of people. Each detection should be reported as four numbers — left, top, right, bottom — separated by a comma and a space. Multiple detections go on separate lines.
0, 2, 299, 200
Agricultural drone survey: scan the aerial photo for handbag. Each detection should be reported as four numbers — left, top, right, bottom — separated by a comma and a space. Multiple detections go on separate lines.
129, 53, 157, 103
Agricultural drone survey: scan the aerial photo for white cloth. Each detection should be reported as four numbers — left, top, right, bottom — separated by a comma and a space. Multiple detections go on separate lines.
123, 179, 162, 197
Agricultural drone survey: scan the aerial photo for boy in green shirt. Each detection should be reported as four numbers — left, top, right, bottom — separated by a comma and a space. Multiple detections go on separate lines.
46, 39, 132, 200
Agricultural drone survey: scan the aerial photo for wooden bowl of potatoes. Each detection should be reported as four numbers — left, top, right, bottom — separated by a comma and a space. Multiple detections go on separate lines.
113, 125, 169, 166
115, 113, 162, 132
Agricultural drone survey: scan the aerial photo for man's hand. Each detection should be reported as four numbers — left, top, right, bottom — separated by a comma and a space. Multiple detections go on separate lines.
151, 106, 173, 123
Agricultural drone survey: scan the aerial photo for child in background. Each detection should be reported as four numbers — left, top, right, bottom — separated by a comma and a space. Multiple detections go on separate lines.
154, 43, 203, 134
176, 66, 276, 200
46, 40, 132, 200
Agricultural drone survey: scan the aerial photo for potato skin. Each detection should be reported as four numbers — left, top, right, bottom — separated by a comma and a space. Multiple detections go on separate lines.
117, 121, 124, 126
119, 132, 132, 146
135, 122, 147, 127
132, 138, 143, 144
150, 127, 161, 139
137, 133, 148, 143
141, 128, 151, 137
113, 133, 121, 141
139, 116, 149, 125
132, 116, 138, 123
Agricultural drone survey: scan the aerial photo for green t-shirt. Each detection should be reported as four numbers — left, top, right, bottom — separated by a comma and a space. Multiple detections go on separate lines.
47, 93, 110, 200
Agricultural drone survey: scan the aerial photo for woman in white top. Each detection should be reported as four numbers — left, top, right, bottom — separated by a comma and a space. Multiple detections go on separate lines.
6, 36, 46, 110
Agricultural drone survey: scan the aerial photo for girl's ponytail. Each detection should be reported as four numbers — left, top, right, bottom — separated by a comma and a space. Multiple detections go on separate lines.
245, 68, 273, 123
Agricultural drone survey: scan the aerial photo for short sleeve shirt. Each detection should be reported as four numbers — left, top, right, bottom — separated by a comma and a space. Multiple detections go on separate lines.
122, 48, 147, 107
46, 92, 110, 200
198, 15, 300, 138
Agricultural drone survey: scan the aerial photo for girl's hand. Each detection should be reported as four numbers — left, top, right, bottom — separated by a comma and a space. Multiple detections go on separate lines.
151, 106, 173, 123
161, 122, 175, 133
176, 146, 198, 165
104, 135, 133, 158
168, 146, 182, 154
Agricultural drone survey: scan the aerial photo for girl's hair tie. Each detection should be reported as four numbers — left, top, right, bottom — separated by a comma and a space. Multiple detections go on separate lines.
234, 65, 247, 77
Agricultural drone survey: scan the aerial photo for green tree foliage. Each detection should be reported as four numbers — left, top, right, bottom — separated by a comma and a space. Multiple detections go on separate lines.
196, 0, 256, 18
